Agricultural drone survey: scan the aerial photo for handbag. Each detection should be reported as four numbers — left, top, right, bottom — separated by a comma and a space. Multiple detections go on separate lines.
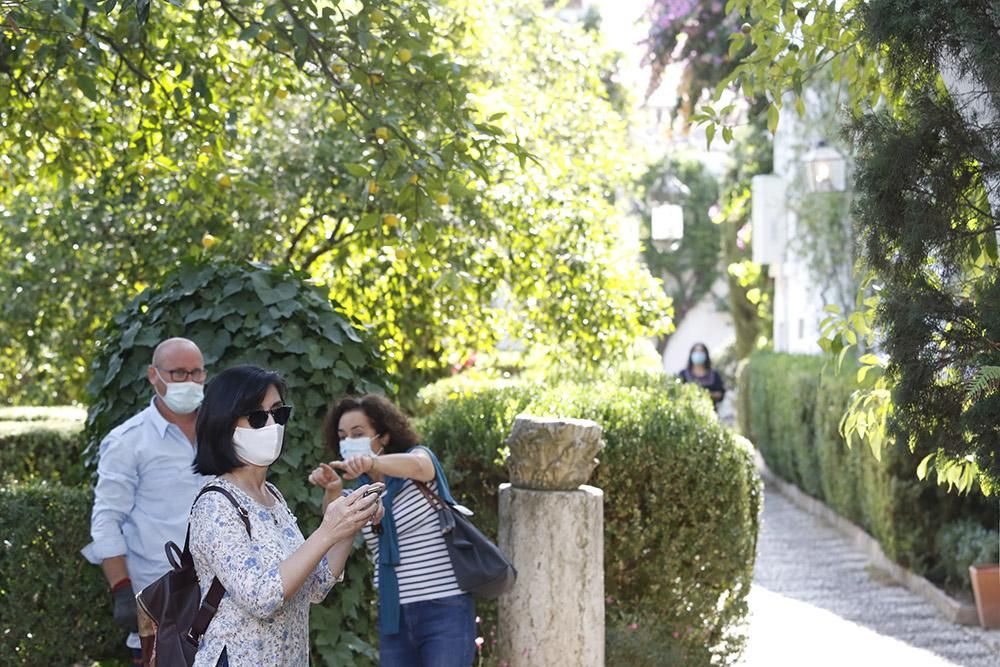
414, 481, 516, 599
136, 485, 251, 667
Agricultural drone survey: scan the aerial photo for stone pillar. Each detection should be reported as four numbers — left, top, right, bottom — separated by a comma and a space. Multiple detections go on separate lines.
497, 415, 604, 667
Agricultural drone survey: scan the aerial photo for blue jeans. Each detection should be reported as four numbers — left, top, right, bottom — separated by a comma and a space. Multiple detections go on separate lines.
380, 593, 476, 667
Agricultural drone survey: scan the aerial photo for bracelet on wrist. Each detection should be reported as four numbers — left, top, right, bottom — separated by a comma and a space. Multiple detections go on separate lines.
110, 577, 132, 594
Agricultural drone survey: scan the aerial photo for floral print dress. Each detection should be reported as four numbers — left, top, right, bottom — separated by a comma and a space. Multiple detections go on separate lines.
189, 478, 336, 666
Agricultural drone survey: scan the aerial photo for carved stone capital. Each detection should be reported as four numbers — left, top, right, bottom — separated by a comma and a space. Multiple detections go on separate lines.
505, 415, 603, 490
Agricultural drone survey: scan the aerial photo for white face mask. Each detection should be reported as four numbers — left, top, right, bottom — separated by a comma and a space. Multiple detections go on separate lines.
156, 374, 204, 415
233, 424, 284, 467
340, 436, 376, 460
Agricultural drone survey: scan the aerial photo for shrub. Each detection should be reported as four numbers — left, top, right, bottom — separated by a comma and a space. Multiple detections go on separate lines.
0, 418, 88, 486
935, 519, 1000, 589
0, 482, 121, 665
419, 373, 760, 667
84, 258, 390, 665
605, 623, 690, 666
742, 350, 999, 586
742, 351, 825, 496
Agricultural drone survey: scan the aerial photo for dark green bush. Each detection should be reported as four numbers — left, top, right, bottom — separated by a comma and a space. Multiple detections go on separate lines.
605, 623, 690, 666
935, 519, 1000, 589
742, 350, 999, 586
0, 482, 121, 665
84, 258, 390, 665
742, 351, 825, 496
419, 373, 760, 667
0, 418, 88, 486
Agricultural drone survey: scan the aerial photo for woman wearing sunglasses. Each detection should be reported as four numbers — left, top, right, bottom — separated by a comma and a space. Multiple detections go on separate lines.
188, 365, 383, 666
307, 395, 476, 667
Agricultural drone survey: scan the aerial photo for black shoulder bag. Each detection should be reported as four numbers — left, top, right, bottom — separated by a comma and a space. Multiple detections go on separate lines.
414, 481, 516, 599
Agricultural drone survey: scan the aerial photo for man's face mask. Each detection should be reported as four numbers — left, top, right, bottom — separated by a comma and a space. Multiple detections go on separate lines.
155, 370, 204, 414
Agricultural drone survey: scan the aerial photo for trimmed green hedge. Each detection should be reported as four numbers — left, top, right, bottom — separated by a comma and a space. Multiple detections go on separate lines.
0, 413, 87, 486
740, 351, 998, 587
418, 372, 761, 667
0, 482, 121, 665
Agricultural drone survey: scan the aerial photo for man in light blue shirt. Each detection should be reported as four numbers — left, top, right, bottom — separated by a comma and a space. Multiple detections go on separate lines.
82, 337, 209, 664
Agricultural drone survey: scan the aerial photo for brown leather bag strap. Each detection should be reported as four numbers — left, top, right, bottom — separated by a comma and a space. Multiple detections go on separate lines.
413, 481, 448, 510
190, 577, 226, 641
187, 485, 252, 642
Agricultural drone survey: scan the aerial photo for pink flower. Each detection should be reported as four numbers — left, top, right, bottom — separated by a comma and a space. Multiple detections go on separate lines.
628, 622, 639, 630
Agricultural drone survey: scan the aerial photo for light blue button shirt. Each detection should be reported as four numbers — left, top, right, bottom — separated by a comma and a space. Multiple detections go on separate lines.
82, 397, 208, 648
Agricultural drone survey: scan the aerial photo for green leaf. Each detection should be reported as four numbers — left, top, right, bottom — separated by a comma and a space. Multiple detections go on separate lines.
76, 75, 99, 102
916, 453, 934, 480
767, 104, 780, 133
344, 163, 370, 178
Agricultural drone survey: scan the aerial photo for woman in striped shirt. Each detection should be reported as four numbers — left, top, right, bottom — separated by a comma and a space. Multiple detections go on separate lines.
308, 395, 476, 667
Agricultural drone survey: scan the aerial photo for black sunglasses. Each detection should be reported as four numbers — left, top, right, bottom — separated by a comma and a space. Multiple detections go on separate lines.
245, 405, 293, 429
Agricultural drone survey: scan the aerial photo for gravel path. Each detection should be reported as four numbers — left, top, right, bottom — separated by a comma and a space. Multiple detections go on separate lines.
736, 484, 1000, 667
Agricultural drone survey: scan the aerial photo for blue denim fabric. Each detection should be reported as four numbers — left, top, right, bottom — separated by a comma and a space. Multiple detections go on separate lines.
379, 593, 476, 667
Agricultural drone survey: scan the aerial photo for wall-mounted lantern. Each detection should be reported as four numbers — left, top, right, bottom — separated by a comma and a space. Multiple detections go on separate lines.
802, 140, 847, 193
649, 175, 688, 252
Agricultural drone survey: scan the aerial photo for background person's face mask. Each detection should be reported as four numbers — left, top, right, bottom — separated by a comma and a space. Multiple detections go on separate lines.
691, 351, 707, 365
233, 423, 284, 466
340, 436, 377, 460
155, 371, 204, 414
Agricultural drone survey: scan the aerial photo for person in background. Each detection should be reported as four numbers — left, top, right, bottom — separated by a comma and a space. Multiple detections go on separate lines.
308, 394, 477, 667
678, 342, 726, 410
82, 337, 209, 665
188, 365, 382, 666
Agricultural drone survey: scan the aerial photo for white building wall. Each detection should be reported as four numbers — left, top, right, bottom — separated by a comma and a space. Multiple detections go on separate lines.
755, 92, 848, 355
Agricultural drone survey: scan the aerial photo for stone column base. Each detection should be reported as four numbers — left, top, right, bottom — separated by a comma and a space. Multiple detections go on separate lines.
497, 483, 604, 667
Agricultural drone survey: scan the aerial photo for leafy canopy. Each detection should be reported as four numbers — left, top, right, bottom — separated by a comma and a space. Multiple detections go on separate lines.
0, 0, 671, 404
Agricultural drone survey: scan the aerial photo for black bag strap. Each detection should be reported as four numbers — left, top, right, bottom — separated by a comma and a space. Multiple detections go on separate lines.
196, 485, 252, 535
187, 484, 253, 643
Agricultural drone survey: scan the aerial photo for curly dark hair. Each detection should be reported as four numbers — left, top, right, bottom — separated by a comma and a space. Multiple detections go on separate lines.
323, 394, 421, 456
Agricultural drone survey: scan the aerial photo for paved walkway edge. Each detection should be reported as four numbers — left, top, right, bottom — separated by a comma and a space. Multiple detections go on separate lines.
755, 452, 980, 626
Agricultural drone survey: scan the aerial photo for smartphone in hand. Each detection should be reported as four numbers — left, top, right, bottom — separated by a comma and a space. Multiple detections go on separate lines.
362, 482, 386, 498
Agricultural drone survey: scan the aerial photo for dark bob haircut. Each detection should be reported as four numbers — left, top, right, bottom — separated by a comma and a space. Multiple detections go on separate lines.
323, 394, 420, 457
686, 342, 713, 371
194, 365, 287, 475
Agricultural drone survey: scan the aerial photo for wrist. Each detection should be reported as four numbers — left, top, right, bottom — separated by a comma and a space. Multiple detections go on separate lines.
369, 455, 378, 474
110, 577, 132, 594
